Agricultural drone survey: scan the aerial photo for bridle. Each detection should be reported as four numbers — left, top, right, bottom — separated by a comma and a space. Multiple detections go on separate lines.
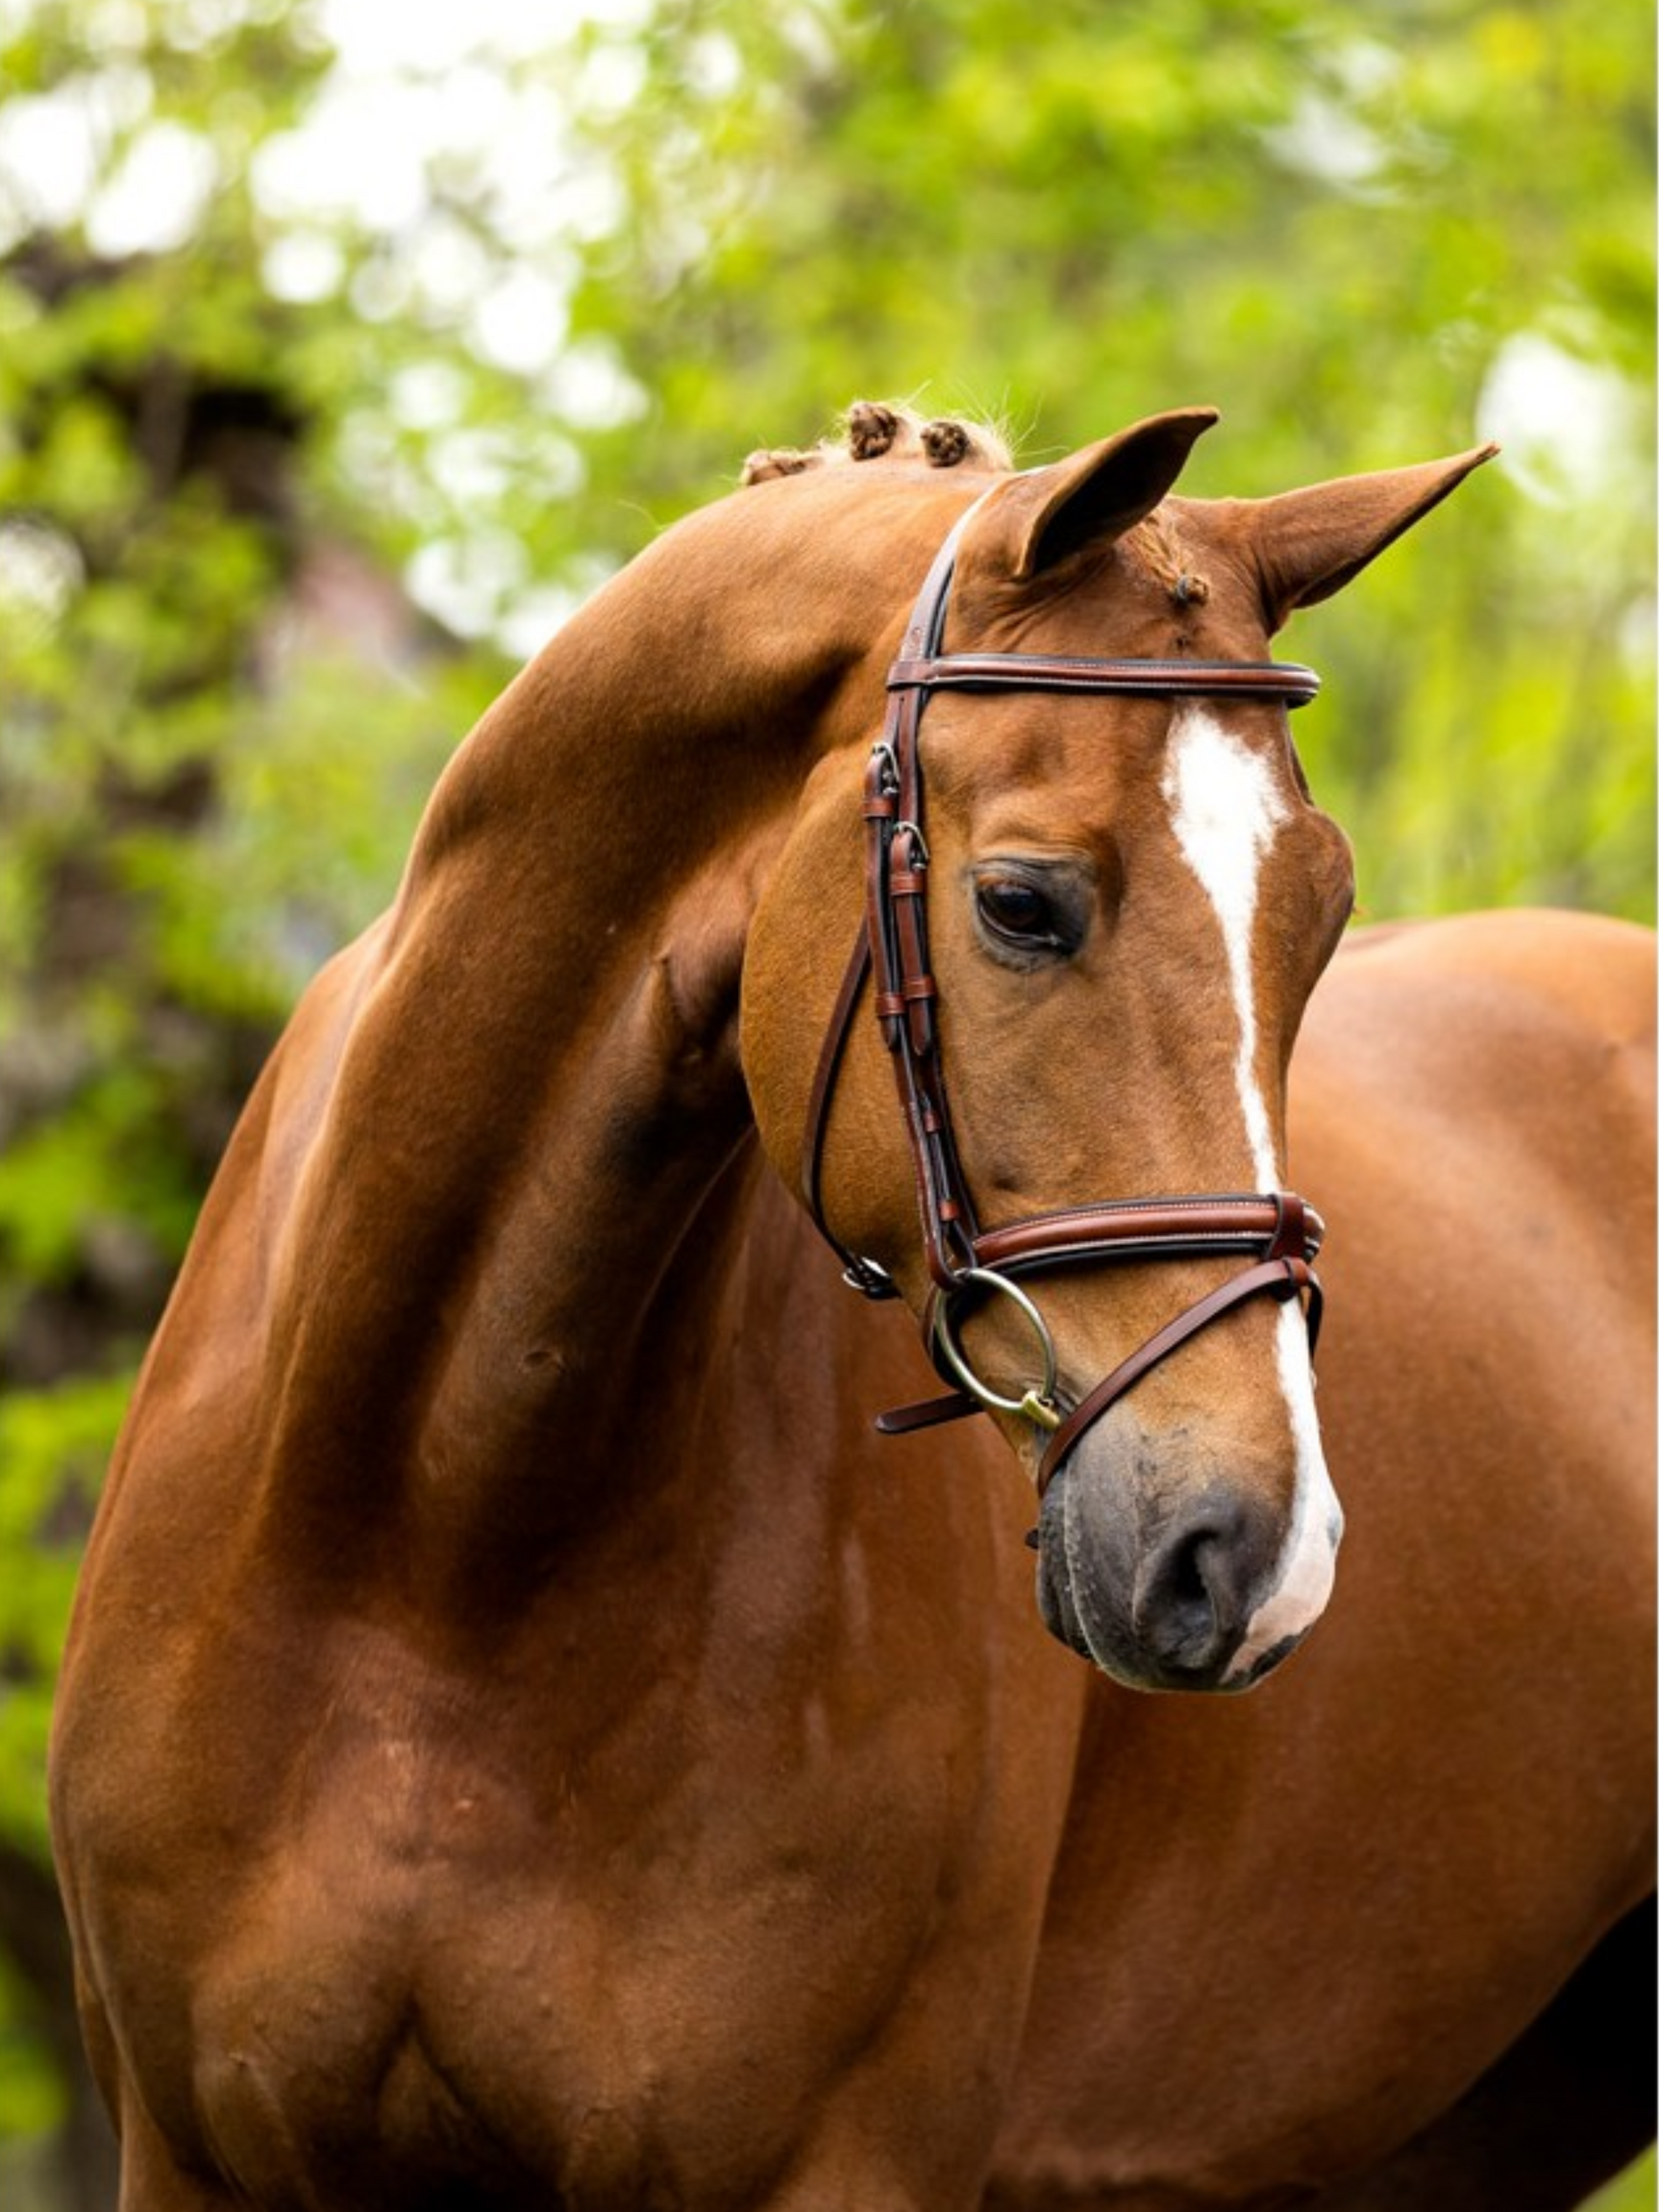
799, 498, 1327, 1502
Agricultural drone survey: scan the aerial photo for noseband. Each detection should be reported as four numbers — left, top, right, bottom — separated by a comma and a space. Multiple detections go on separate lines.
800, 501, 1326, 1500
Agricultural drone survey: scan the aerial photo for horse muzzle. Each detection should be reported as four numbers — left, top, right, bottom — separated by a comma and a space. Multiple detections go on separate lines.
1032, 1412, 1342, 1693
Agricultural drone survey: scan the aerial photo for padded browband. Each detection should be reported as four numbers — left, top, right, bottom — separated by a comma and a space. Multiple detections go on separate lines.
973, 1193, 1325, 1277
887, 653, 1321, 706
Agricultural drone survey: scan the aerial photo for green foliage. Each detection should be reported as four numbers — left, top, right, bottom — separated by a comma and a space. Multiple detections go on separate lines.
0, 0, 1651, 2199
552, 0, 1653, 921
1587, 2146, 1658, 2212
0, 1949, 63, 2142
0, 1377, 128, 1856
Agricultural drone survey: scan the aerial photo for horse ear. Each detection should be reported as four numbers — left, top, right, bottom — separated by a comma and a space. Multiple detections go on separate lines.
1246, 445, 1498, 630
977, 408, 1221, 582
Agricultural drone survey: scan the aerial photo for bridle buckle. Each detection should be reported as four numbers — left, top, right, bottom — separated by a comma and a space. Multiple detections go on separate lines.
841, 1255, 899, 1302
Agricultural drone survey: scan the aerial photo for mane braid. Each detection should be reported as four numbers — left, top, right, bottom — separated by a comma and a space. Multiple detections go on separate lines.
741, 398, 1015, 485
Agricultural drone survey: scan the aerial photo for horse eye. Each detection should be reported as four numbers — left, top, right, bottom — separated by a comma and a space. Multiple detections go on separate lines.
976, 877, 1057, 945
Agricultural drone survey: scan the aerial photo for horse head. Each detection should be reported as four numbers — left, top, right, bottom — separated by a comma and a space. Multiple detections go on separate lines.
743, 408, 1493, 1693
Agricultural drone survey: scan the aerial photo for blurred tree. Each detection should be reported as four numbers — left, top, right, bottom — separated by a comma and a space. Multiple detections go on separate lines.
0, 12, 512, 2199
551, 0, 1653, 920
0, 0, 1650, 2203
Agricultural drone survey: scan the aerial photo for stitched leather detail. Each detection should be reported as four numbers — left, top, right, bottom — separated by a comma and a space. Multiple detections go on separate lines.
888, 654, 1321, 706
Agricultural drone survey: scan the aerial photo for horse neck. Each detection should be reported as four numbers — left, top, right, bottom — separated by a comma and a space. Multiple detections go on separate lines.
236, 472, 969, 1579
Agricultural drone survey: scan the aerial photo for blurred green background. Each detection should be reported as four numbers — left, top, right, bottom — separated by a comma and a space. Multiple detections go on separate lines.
0, 1, 1651, 2204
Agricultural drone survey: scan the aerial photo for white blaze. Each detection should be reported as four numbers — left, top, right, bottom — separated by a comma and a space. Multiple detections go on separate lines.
1160, 708, 1342, 1680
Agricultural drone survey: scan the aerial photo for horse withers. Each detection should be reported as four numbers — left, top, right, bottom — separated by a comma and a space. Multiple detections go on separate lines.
50, 403, 1655, 2209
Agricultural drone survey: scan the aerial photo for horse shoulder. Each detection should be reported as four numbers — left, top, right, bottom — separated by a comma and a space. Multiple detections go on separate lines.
1300, 907, 1653, 1112
1295, 907, 1653, 1268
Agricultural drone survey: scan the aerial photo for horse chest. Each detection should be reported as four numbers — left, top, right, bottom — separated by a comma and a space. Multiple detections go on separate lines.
164, 1629, 1013, 2208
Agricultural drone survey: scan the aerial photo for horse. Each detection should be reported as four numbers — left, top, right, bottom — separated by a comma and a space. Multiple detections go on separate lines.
49, 401, 1655, 2211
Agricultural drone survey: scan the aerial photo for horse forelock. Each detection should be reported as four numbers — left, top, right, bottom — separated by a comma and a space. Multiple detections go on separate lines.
1127, 506, 1212, 608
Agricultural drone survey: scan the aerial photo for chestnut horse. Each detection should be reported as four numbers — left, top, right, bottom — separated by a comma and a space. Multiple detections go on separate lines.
50, 405, 1654, 2211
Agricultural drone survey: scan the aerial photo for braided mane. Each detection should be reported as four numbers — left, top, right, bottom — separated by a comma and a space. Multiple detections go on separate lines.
739, 398, 1210, 606
740, 399, 1014, 485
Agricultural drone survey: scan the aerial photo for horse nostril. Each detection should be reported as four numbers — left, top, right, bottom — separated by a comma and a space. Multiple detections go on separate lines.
1134, 1496, 1269, 1676
1173, 1531, 1218, 1612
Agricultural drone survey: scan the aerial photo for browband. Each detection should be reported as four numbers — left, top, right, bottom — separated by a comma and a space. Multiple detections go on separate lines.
888, 653, 1320, 706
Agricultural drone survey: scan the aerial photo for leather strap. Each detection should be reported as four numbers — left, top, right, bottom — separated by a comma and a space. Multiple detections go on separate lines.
875, 1389, 980, 1435
888, 653, 1320, 707
1036, 1256, 1322, 1497
973, 1192, 1324, 1279
799, 931, 894, 1297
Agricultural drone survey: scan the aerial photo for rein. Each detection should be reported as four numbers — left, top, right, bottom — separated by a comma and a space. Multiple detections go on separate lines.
800, 503, 1326, 1501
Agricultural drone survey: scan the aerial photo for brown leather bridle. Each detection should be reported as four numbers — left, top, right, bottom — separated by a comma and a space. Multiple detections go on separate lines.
800, 500, 1326, 1501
